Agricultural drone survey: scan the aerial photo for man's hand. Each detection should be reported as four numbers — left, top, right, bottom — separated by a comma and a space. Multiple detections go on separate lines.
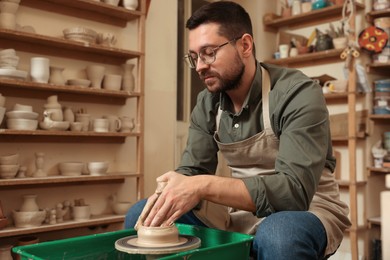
142, 171, 201, 227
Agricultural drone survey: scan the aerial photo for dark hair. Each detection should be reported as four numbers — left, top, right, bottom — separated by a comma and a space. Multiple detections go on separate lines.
186, 1, 253, 40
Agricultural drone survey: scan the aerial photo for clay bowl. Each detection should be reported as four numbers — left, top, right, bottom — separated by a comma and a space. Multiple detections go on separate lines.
58, 162, 84, 176
136, 224, 181, 247
0, 164, 19, 179
6, 110, 39, 120
112, 201, 132, 215
13, 103, 33, 112
67, 79, 91, 88
0, 48, 16, 57
6, 118, 38, 130
0, 153, 19, 164
87, 161, 109, 175
12, 210, 46, 228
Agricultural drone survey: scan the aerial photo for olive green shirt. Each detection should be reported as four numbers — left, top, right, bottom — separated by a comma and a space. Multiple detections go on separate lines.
176, 62, 336, 218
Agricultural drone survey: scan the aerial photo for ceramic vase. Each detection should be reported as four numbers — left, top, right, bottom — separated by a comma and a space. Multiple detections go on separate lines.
49, 66, 65, 85
30, 57, 50, 83
33, 152, 46, 177
63, 107, 75, 123
86, 65, 105, 89
19, 195, 39, 212
44, 95, 63, 121
122, 0, 138, 10
121, 63, 135, 91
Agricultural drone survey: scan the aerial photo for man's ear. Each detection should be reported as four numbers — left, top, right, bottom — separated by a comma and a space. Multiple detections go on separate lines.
241, 34, 254, 58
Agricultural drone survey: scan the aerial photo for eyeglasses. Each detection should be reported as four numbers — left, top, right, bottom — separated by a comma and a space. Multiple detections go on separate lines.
184, 36, 242, 69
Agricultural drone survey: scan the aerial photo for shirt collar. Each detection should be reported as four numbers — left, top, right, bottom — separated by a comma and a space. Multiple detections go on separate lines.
219, 61, 262, 115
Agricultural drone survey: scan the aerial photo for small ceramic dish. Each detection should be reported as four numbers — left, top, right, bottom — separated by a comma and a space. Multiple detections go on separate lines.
39, 120, 70, 131
67, 79, 91, 88
112, 201, 132, 215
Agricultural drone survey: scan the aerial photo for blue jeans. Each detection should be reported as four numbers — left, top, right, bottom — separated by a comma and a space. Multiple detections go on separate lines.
125, 200, 328, 260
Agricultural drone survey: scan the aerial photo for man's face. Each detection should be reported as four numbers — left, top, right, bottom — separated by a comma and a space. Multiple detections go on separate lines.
188, 23, 244, 93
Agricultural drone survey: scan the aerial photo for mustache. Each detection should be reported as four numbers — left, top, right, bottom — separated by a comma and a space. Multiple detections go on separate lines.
199, 71, 219, 81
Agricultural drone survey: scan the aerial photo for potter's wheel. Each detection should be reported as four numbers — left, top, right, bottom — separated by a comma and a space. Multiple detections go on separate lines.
115, 235, 201, 255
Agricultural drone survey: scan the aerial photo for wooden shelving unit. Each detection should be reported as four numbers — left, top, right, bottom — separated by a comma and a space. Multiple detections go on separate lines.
262, 3, 365, 259
0, 215, 125, 238
0, 0, 146, 241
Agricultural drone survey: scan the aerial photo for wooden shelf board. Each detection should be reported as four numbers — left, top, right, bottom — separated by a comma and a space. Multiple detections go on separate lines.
264, 3, 365, 30
0, 173, 140, 187
264, 48, 344, 67
368, 216, 381, 226
369, 114, 390, 120
0, 214, 125, 238
0, 130, 140, 143
337, 180, 367, 188
0, 29, 143, 65
367, 167, 390, 175
0, 78, 139, 99
21, 0, 142, 27
366, 9, 390, 22
366, 62, 390, 74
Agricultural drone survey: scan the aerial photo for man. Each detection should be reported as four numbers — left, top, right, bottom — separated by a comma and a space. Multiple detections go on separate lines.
125, 1, 351, 259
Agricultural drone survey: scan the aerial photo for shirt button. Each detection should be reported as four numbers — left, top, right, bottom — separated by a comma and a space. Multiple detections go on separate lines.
234, 123, 240, 129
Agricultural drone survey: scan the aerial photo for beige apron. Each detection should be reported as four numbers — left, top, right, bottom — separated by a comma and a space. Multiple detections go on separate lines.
193, 66, 351, 255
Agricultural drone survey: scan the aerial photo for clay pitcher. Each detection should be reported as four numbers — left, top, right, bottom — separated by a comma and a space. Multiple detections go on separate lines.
121, 63, 135, 92
19, 195, 39, 212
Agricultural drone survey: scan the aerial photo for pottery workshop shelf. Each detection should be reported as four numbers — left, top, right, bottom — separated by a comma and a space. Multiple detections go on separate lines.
0, 173, 140, 188
21, 0, 143, 27
366, 62, 390, 74
0, 29, 143, 65
263, 2, 365, 30
0, 214, 125, 238
265, 48, 344, 67
366, 9, 390, 23
0, 78, 140, 99
369, 114, 390, 120
0, 129, 140, 143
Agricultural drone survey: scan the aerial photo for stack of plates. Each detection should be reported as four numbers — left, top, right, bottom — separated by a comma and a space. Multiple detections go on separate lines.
6, 104, 39, 130
0, 49, 27, 80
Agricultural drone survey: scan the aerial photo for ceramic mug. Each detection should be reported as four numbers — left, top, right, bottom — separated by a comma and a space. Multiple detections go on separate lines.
103, 115, 121, 132
92, 118, 109, 132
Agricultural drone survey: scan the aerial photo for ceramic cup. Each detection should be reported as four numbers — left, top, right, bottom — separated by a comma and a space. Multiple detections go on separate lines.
86, 65, 105, 89
103, 74, 122, 91
92, 118, 109, 132
279, 44, 289, 59
103, 115, 121, 132
30, 57, 50, 83
75, 113, 91, 132
72, 205, 91, 221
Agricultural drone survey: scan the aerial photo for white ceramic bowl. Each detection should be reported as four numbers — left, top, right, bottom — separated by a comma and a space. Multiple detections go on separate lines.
87, 161, 109, 175
12, 210, 46, 228
0, 164, 19, 179
67, 79, 91, 88
7, 118, 38, 130
58, 162, 84, 176
0, 153, 19, 164
6, 110, 39, 120
112, 201, 132, 215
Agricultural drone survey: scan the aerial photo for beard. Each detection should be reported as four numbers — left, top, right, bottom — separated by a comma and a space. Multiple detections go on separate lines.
199, 51, 245, 93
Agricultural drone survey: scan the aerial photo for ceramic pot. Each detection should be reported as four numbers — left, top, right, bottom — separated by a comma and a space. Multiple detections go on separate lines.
75, 113, 91, 131
92, 118, 109, 132
19, 194, 39, 212
0, 13, 16, 30
44, 95, 63, 121
63, 107, 75, 122
332, 37, 348, 49
121, 63, 135, 91
86, 65, 105, 89
122, 0, 138, 10
49, 66, 65, 85
137, 225, 180, 246
30, 57, 50, 83
120, 116, 135, 132
103, 74, 122, 91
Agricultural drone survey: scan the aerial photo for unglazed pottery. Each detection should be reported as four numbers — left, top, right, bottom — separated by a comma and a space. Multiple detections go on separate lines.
30, 57, 50, 83
72, 205, 91, 221
121, 63, 135, 91
103, 115, 121, 132
33, 152, 46, 177
0, 13, 16, 30
0, 164, 19, 179
103, 74, 122, 91
49, 66, 65, 85
12, 210, 46, 228
58, 162, 84, 176
122, 0, 138, 10
120, 116, 135, 132
19, 194, 39, 212
86, 64, 105, 89
0, 245, 13, 260
75, 113, 91, 131
87, 161, 109, 175
92, 118, 109, 132
112, 201, 132, 215
136, 225, 181, 247
0, 153, 19, 165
